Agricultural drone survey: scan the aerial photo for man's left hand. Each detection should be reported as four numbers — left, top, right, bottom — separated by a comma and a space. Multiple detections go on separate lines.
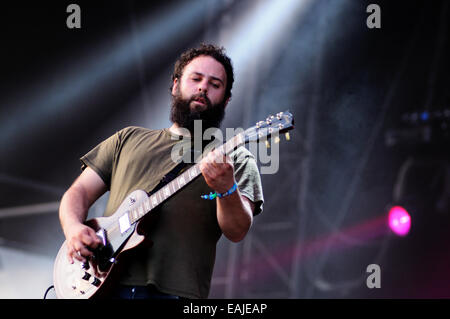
199, 149, 235, 194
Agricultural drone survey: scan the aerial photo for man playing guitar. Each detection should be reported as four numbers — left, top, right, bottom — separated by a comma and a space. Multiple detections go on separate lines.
58, 44, 264, 299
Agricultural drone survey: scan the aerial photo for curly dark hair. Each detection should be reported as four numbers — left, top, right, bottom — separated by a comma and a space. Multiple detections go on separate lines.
171, 43, 234, 101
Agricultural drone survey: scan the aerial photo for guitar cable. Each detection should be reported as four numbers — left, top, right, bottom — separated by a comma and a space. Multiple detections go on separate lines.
43, 285, 55, 299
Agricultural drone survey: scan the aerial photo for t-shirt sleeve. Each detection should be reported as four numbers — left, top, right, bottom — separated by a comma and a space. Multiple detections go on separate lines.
232, 147, 264, 216
80, 128, 128, 188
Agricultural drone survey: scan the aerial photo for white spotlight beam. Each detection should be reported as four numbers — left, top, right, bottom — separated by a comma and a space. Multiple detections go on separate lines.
223, 0, 313, 74
216, 0, 313, 127
1, 0, 209, 148
0, 201, 59, 219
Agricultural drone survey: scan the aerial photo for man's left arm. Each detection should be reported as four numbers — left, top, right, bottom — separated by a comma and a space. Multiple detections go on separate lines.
200, 149, 254, 242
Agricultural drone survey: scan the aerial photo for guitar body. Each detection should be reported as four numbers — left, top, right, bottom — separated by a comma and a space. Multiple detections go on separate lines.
53, 189, 149, 299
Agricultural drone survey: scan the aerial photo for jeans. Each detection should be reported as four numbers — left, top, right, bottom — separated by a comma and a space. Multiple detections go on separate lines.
110, 284, 180, 299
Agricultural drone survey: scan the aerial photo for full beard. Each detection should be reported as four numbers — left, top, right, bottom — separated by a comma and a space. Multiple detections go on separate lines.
170, 89, 226, 135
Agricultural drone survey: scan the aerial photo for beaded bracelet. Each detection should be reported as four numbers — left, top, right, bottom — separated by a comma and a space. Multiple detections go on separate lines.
201, 182, 238, 200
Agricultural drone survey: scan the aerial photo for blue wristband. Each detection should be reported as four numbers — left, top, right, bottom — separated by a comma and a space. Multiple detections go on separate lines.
217, 182, 238, 198
201, 182, 238, 200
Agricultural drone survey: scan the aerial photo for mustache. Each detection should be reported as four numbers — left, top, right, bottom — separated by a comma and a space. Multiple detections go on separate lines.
189, 92, 211, 107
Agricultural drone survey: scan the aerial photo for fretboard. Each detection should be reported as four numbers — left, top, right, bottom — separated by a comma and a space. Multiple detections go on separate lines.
127, 132, 245, 225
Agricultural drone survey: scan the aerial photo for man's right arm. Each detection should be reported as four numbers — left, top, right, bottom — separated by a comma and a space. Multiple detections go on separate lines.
59, 167, 108, 264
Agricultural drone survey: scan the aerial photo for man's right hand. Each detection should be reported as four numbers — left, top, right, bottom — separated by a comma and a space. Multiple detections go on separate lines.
59, 167, 108, 264
65, 222, 103, 264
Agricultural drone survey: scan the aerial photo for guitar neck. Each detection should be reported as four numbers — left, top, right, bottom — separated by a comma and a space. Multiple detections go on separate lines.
126, 133, 245, 224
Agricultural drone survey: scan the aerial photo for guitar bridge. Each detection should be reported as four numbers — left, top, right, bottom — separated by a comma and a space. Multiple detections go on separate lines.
96, 228, 107, 246
92, 228, 115, 272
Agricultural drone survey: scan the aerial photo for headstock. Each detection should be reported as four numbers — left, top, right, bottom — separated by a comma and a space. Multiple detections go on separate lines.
244, 111, 294, 146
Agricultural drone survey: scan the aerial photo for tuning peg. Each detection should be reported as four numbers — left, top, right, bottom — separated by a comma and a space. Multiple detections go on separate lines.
265, 140, 270, 148
274, 136, 280, 144
285, 132, 290, 140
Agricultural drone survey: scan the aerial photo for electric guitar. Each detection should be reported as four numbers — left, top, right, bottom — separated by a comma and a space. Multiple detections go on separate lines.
53, 111, 294, 299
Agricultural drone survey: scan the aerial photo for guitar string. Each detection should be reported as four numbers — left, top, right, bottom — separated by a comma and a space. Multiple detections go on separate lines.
96, 131, 262, 242
101, 165, 201, 237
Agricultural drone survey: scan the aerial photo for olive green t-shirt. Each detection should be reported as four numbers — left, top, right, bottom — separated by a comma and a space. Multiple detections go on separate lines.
80, 126, 264, 298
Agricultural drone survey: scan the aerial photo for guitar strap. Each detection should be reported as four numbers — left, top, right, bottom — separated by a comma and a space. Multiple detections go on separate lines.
147, 161, 190, 197
147, 146, 203, 197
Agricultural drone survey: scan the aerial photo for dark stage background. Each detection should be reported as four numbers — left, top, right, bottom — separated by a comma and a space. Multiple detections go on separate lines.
0, 0, 449, 298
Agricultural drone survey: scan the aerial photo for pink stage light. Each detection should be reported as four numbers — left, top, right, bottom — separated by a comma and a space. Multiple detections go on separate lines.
388, 206, 411, 236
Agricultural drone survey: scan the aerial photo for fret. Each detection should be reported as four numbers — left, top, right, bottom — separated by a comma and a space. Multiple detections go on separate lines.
156, 191, 162, 204
179, 175, 185, 185
224, 142, 231, 154
223, 142, 230, 154
172, 181, 178, 192
138, 205, 144, 217
151, 195, 157, 207
144, 199, 150, 212
233, 136, 239, 149
193, 165, 200, 178
157, 190, 162, 201
164, 186, 170, 197
237, 133, 244, 146
189, 168, 196, 179
190, 165, 200, 179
